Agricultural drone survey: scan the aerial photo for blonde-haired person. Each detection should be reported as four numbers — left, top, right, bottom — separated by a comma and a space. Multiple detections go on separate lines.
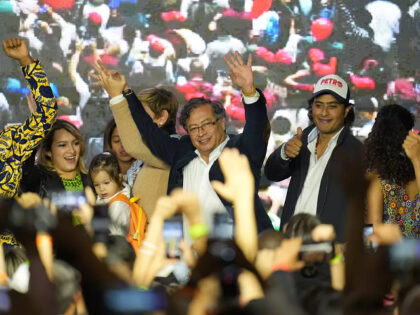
106, 83, 179, 219
21, 119, 91, 197
0, 38, 57, 198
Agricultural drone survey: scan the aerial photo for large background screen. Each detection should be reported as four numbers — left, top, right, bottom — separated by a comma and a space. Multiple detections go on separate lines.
0, 0, 419, 154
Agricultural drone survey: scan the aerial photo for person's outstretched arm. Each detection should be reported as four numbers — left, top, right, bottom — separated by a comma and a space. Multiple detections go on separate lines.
0, 38, 57, 198
110, 96, 169, 169
92, 60, 181, 166
224, 51, 270, 167
212, 148, 257, 263
133, 190, 207, 288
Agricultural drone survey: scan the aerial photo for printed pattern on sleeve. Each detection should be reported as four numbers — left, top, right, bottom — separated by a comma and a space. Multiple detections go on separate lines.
0, 60, 57, 198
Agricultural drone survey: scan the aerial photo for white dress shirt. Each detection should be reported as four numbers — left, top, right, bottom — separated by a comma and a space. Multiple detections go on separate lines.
294, 127, 344, 216
183, 136, 230, 230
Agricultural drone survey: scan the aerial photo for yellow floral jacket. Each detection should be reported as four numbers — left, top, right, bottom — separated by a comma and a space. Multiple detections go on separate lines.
0, 60, 57, 198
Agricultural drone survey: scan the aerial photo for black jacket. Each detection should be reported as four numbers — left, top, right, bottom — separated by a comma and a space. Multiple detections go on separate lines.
264, 125, 362, 241
126, 90, 273, 233
21, 153, 91, 198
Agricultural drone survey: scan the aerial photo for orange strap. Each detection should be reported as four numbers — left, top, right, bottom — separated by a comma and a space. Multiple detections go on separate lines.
108, 193, 130, 205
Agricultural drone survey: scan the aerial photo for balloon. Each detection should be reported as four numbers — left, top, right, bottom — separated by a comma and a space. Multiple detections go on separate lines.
250, 0, 273, 19
308, 48, 325, 62
311, 18, 333, 41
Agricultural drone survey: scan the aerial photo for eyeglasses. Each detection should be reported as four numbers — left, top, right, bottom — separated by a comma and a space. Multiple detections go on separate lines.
188, 119, 219, 135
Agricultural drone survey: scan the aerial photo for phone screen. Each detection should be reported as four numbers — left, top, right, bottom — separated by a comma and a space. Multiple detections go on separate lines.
363, 224, 378, 252
212, 213, 234, 239
163, 214, 183, 259
389, 239, 420, 271
104, 288, 167, 312
50, 191, 87, 212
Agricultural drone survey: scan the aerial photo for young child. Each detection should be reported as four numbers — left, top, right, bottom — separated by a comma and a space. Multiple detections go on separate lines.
89, 152, 131, 237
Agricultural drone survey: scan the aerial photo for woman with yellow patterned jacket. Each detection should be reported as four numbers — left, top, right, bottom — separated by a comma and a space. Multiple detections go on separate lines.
0, 38, 57, 198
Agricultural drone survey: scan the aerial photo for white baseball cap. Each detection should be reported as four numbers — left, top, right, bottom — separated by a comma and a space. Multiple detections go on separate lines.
309, 74, 350, 105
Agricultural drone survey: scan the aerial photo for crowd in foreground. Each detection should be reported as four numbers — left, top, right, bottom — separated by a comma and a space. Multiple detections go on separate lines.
0, 37, 418, 315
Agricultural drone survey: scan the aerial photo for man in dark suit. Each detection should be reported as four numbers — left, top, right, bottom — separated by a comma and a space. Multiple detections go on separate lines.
264, 74, 362, 241
94, 52, 273, 233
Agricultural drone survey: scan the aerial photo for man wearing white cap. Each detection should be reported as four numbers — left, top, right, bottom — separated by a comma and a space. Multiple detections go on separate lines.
264, 74, 362, 241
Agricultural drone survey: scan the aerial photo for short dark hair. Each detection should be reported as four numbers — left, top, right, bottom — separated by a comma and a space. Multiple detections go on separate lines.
180, 97, 226, 131
89, 152, 122, 189
4, 247, 27, 278
258, 230, 285, 250
307, 94, 355, 127
285, 213, 322, 242
137, 87, 178, 134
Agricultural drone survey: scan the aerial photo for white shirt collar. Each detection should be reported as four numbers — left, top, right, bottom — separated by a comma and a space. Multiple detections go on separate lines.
307, 126, 344, 144
96, 183, 131, 204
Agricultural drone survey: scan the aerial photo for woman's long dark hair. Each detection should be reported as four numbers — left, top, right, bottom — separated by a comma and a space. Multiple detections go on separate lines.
364, 104, 415, 185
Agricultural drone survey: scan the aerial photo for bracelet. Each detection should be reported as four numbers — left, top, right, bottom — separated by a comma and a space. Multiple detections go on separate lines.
272, 262, 290, 272
189, 223, 209, 239
139, 248, 155, 256
36, 234, 53, 247
142, 241, 158, 250
122, 88, 134, 97
138, 285, 149, 291
241, 86, 257, 97
0, 272, 7, 282
330, 253, 344, 265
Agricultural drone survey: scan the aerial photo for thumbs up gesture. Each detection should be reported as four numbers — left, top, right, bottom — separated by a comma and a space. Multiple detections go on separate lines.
285, 127, 303, 158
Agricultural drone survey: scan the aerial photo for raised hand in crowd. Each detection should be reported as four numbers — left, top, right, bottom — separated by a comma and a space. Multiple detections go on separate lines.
224, 51, 255, 95
72, 187, 95, 235
402, 131, 420, 204
212, 148, 257, 263
2, 38, 33, 67
91, 60, 127, 98
310, 224, 345, 291
369, 223, 402, 245
133, 190, 207, 288
15, 192, 42, 209
285, 127, 303, 159
403, 130, 420, 164
272, 238, 305, 272
311, 224, 336, 242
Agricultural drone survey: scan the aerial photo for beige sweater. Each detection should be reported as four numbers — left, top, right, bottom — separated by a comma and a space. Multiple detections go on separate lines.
110, 99, 170, 220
